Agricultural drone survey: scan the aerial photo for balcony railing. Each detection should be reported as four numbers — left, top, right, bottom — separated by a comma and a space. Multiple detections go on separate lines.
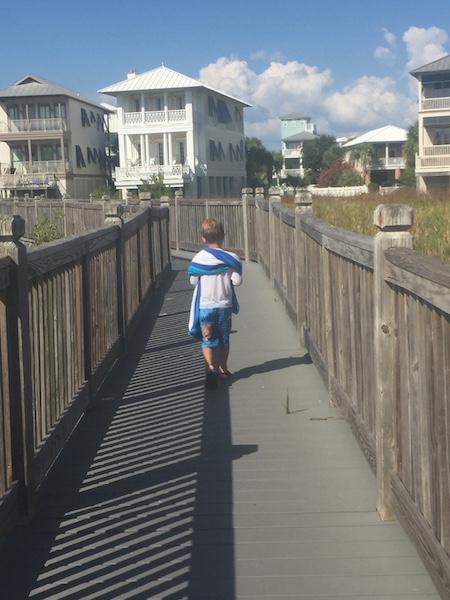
115, 164, 192, 184
423, 144, 450, 156
123, 109, 187, 126
421, 97, 450, 111
0, 160, 70, 190
0, 118, 68, 134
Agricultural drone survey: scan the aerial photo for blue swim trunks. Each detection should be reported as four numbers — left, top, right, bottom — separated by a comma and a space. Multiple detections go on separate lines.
199, 307, 232, 348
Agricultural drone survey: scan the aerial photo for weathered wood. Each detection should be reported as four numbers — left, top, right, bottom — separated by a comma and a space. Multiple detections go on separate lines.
391, 473, 450, 600
373, 205, 413, 521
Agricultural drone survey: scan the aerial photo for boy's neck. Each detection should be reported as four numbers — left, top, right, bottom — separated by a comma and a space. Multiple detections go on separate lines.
207, 243, 222, 249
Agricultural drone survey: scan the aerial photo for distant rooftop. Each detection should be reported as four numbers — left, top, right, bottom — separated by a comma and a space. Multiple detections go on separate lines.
283, 131, 318, 143
0, 74, 109, 110
280, 113, 311, 121
99, 65, 251, 107
410, 54, 450, 78
342, 125, 407, 147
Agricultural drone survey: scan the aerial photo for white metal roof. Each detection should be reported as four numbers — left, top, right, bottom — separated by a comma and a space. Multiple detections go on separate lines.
99, 65, 251, 106
342, 125, 407, 147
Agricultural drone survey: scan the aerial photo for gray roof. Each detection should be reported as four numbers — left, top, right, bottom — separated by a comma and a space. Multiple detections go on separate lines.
283, 131, 318, 143
0, 74, 109, 110
410, 54, 450, 77
99, 65, 251, 106
280, 113, 311, 121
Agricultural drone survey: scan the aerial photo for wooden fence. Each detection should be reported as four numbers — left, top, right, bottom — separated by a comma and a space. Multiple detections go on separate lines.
0, 202, 171, 546
160, 187, 450, 599
0, 188, 449, 598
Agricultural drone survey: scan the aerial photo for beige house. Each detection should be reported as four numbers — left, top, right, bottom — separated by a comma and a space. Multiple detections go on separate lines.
99, 65, 250, 199
0, 75, 111, 199
410, 54, 450, 192
342, 125, 407, 186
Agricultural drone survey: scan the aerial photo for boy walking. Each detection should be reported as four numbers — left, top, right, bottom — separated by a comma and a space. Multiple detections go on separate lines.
188, 218, 243, 389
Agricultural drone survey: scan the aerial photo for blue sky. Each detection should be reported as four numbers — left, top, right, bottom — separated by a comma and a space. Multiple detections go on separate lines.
2, 0, 450, 149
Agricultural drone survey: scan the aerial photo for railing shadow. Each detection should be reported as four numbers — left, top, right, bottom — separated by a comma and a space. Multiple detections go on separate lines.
0, 256, 256, 599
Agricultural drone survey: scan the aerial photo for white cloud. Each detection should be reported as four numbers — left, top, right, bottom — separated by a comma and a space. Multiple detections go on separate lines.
324, 76, 416, 131
250, 50, 285, 62
403, 26, 448, 71
375, 29, 397, 66
383, 29, 396, 47
375, 46, 395, 66
200, 58, 333, 148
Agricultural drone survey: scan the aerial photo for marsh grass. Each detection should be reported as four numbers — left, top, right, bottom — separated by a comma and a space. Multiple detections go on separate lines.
284, 189, 450, 261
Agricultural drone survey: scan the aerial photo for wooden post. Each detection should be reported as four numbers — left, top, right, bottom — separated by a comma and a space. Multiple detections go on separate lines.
174, 189, 182, 252
104, 202, 126, 354
241, 188, 252, 263
294, 189, 313, 347
268, 186, 282, 288
140, 199, 155, 286
254, 187, 265, 264
373, 204, 414, 520
0, 215, 36, 520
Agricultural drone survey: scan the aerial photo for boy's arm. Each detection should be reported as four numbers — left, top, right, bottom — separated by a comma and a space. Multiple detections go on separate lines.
231, 271, 242, 286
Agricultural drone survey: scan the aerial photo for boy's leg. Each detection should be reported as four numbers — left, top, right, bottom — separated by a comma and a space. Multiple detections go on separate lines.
218, 308, 232, 378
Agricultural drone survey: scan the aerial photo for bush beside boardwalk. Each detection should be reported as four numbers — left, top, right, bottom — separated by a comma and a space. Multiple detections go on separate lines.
284, 188, 450, 262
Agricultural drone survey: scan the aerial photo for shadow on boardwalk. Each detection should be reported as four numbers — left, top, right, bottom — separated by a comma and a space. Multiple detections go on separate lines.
0, 255, 441, 600
0, 256, 257, 599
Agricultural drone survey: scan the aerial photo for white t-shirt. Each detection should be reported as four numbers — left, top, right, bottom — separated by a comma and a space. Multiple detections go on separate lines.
190, 249, 242, 309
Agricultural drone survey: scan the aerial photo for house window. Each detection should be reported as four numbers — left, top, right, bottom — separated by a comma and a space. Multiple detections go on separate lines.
158, 142, 164, 165
134, 98, 140, 112
175, 95, 185, 109
155, 97, 163, 111
208, 96, 216, 118
178, 141, 185, 164
217, 99, 232, 124
38, 104, 51, 119
41, 145, 54, 161
7, 105, 20, 120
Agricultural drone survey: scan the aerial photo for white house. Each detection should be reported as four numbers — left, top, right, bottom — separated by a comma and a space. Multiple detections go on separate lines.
342, 125, 407, 185
280, 114, 318, 179
99, 65, 250, 199
0, 74, 111, 199
410, 54, 450, 192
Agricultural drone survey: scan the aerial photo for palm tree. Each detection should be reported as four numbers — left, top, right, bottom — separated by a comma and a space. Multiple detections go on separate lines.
350, 143, 377, 185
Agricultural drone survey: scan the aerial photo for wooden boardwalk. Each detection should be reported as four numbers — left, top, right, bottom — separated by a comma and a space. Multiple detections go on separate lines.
0, 253, 441, 599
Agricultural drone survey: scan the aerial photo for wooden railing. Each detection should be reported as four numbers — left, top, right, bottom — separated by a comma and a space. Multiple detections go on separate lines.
0, 202, 171, 545
0, 189, 449, 597
162, 187, 450, 598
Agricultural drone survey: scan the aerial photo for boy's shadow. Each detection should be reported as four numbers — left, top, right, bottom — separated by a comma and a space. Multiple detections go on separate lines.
231, 354, 312, 382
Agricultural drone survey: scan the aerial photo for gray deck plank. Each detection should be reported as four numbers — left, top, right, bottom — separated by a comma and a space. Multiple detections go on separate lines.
0, 253, 440, 599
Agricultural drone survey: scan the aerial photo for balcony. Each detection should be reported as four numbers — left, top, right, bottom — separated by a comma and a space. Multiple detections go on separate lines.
421, 97, 450, 111
0, 160, 69, 191
0, 118, 68, 140
122, 109, 187, 128
114, 163, 193, 188
416, 145, 450, 170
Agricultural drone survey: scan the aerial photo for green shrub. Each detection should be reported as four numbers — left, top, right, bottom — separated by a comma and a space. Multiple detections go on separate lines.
32, 212, 62, 245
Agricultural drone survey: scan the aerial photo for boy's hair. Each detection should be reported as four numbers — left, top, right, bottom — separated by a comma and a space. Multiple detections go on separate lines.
201, 218, 224, 244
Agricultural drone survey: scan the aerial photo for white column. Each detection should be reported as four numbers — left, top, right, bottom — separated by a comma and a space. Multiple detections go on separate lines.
145, 135, 151, 167
186, 130, 194, 168
140, 134, 145, 166
164, 92, 169, 122
163, 133, 168, 165
118, 134, 127, 167
168, 133, 173, 165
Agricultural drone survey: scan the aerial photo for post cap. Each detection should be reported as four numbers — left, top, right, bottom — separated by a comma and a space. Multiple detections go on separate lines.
373, 204, 413, 231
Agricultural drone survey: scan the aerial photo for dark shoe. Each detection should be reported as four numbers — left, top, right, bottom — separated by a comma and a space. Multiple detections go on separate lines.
218, 366, 232, 380
205, 368, 219, 390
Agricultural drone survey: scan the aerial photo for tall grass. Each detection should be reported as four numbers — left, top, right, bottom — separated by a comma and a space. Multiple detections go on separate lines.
285, 189, 450, 261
